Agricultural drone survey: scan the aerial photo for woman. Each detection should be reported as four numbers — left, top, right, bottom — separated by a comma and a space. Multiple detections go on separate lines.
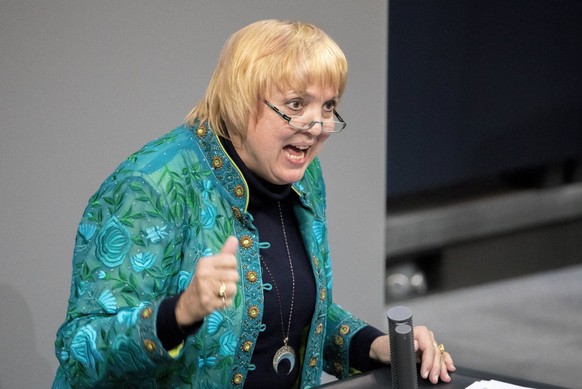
53, 19, 455, 388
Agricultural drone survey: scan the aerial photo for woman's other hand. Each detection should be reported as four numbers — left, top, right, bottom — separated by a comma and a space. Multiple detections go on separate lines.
369, 326, 456, 384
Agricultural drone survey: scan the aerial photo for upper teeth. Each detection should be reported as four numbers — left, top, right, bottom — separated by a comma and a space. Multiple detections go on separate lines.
295, 145, 309, 150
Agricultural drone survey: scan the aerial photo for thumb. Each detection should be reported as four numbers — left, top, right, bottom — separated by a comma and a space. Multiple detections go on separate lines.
220, 236, 239, 256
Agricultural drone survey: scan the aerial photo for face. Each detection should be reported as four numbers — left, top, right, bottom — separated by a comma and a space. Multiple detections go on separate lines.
233, 85, 337, 185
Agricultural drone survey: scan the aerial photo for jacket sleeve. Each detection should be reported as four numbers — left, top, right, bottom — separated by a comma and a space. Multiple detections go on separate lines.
322, 301, 370, 379
54, 172, 187, 387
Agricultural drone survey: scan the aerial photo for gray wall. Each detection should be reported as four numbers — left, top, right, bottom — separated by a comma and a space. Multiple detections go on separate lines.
0, 1, 387, 387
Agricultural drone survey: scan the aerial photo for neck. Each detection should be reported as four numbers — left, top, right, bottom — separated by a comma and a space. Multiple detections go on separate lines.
220, 136, 292, 203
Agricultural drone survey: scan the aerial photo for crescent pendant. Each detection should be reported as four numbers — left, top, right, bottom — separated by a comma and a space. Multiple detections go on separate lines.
273, 345, 296, 375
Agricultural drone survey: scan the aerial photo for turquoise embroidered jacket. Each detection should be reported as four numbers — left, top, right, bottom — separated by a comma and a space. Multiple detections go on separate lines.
53, 122, 368, 388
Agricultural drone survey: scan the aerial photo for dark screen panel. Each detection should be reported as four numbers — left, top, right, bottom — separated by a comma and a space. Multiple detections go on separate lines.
387, 0, 582, 198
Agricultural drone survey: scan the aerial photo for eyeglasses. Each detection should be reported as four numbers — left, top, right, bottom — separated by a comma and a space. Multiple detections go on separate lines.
264, 100, 347, 133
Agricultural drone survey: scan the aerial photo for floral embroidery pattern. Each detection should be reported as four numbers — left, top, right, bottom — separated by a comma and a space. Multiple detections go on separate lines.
313, 220, 325, 245
130, 252, 156, 272
98, 289, 117, 314
116, 309, 139, 327
144, 225, 168, 244
219, 330, 237, 356
198, 355, 217, 370
95, 217, 131, 267
200, 201, 218, 230
70, 325, 103, 369
78, 223, 97, 241
206, 311, 225, 335
177, 271, 191, 292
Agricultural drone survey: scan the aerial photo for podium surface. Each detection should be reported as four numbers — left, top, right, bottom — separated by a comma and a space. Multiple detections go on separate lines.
316, 366, 567, 389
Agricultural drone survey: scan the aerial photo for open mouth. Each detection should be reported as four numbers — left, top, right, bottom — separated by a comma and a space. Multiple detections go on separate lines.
283, 144, 310, 162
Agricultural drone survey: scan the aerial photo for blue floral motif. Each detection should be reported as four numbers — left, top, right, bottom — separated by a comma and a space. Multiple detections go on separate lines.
98, 289, 117, 314
206, 311, 225, 335
96, 270, 107, 280
130, 252, 156, 272
219, 330, 237, 356
116, 309, 138, 327
116, 303, 148, 327
312, 220, 325, 246
192, 243, 213, 259
59, 350, 70, 363
200, 201, 217, 230
144, 225, 168, 244
177, 271, 191, 292
78, 223, 97, 241
70, 325, 103, 369
198, 355, 217, 370
202, 179, 213, 201
76, 280, 89, 296
95, 217, 131, 267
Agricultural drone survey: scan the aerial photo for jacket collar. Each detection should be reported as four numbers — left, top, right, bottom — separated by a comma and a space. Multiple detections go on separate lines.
190, 120, 314, 213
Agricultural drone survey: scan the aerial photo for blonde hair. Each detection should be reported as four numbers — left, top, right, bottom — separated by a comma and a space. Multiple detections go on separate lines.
185, 19, 348, 138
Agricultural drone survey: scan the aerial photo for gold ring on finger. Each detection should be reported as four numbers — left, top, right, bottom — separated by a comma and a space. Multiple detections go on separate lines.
437, 343, 445, 355
218, 281, 227, 307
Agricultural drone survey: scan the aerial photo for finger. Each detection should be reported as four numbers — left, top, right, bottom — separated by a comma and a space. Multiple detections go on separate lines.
196, 256, 239, 285
443, 350, 456, 371
221, 236, 239, 255
197, 258, 238, 284
214, 267, 240, 284
216, 282, 239, 310
429, 348, 442, 384
429, 347, 457, 384
221, 280, 238, 299
422, 346, 439, 383
414, 328, 436, 379
439, 352, 453, 383
213, 237, 239, 271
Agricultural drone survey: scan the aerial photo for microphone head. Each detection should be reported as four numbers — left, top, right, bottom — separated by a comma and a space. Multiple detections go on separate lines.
387, 305, 413, 325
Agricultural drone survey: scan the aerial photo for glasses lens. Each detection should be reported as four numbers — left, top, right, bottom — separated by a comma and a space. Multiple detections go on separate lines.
323, 121, 344, 133
288, 118, 312, 131
288, 118, 344, 133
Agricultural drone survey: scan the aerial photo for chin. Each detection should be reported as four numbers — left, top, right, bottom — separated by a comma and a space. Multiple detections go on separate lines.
287, 172, 307, 184
273, 171, 306, 185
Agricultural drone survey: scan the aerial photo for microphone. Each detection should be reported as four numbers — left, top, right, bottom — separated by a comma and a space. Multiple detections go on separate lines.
387, 306, 418, 389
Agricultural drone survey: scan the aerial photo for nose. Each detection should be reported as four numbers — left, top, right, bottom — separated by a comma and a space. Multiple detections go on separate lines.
303, 120, 324, 136
302, 108, 325, 135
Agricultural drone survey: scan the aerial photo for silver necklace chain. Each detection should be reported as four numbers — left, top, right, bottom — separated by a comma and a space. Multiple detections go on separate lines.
259, 201, 296, 346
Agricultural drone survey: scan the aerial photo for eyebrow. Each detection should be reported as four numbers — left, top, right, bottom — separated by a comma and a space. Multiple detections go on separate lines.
281, 93, 339, 104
